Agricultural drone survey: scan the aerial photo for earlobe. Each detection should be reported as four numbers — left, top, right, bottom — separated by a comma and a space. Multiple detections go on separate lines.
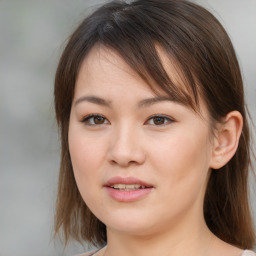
210, 111, 243, 170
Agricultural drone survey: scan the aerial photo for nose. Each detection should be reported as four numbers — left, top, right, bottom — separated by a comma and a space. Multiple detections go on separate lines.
108, 124, 146, 167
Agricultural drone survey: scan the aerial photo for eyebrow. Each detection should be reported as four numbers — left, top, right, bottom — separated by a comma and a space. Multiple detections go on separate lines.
138, 96, 182, 108
74, 95, 182, 108
74, 96, 111, 107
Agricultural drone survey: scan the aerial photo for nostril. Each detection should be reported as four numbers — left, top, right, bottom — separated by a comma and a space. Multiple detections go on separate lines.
107, 133, 146, 166
110, 159, 137, 167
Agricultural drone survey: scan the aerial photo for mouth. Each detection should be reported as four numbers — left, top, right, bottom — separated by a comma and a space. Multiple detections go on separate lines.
104, 176, 153, 190
109, 184, 147, 191
104, 176, 153, 202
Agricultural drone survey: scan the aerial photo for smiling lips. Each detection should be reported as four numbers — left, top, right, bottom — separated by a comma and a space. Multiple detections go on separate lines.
110, 184, 147, 190
104, 176, 153, 202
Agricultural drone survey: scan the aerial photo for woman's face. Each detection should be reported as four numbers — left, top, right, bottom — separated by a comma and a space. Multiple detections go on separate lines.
69, 46, 215, 236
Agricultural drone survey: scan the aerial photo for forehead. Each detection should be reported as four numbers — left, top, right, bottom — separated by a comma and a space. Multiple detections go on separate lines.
75, 45, 160, 103
75, 45, 206, 114
77, 45, 139, 84
77, 45, 186, 93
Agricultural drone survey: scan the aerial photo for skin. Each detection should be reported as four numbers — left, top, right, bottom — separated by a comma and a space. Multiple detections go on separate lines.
68, 46, 243, 256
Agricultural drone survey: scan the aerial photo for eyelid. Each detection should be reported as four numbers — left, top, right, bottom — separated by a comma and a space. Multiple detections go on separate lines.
145, 114, 175, 126
80, 113, 174, 126
80, 114, 110, 125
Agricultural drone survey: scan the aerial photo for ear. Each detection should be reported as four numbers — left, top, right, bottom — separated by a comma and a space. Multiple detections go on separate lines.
210, 111, 243, 169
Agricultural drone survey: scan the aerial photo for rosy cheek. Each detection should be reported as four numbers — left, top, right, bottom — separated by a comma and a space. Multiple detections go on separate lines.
69, 134, 102, 175
69, 133, 86, 172
153, 132, 206, 177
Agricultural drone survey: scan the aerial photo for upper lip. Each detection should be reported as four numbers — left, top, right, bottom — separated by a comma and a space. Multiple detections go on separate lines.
104, 176, 153, 188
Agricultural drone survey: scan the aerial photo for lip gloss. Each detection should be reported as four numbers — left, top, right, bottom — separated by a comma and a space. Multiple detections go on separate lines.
105, 187, 152, 202
104, 176, 153, 202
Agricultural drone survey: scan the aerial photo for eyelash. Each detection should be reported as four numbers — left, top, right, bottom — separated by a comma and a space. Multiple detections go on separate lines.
81, 114, 175, 126
146, 115, 175, 126
81, 114, 109, 126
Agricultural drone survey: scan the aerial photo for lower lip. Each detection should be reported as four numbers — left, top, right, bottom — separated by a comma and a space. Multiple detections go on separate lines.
105, 187, 153, 202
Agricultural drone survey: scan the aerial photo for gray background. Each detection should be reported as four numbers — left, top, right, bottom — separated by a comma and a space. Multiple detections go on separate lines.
0, 0, 255, 255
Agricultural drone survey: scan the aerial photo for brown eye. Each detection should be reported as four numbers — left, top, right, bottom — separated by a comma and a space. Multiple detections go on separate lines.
153, 116, 165, 125
146, 115, 174, 126
82, 114, 109, 125
93, 116, 105, 124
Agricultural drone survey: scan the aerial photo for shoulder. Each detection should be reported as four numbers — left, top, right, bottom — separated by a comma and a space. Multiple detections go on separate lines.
73, 250, 97, 256
242, 250, 256, 256
74, 246, 106, 256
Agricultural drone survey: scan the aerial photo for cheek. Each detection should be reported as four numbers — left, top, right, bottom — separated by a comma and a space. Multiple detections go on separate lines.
148, 131, 212, 221
68, 129, 106, 208
68, 124, 108, 201
150, 128, 211, 189
69, 129, 105, 174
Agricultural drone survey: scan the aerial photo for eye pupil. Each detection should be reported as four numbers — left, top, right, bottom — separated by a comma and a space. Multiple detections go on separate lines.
153, 117, 165, 125
94, 116, 105, 124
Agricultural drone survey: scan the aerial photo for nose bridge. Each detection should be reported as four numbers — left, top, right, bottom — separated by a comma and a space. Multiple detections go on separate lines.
108, 121, 145, 166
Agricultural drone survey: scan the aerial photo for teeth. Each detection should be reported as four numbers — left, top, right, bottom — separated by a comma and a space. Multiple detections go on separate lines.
110, 184, 146, 191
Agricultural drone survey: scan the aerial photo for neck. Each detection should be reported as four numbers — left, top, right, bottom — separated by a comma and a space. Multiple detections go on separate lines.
104, 217, 214, 256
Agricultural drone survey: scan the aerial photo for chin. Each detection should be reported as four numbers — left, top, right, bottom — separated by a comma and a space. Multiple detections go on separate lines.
101, 212, 158, 236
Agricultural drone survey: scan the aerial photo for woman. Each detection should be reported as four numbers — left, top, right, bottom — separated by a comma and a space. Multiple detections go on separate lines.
54, 0, 255, 255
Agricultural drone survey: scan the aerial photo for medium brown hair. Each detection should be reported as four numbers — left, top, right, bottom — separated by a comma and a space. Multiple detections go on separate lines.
54, 0, 255, 248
